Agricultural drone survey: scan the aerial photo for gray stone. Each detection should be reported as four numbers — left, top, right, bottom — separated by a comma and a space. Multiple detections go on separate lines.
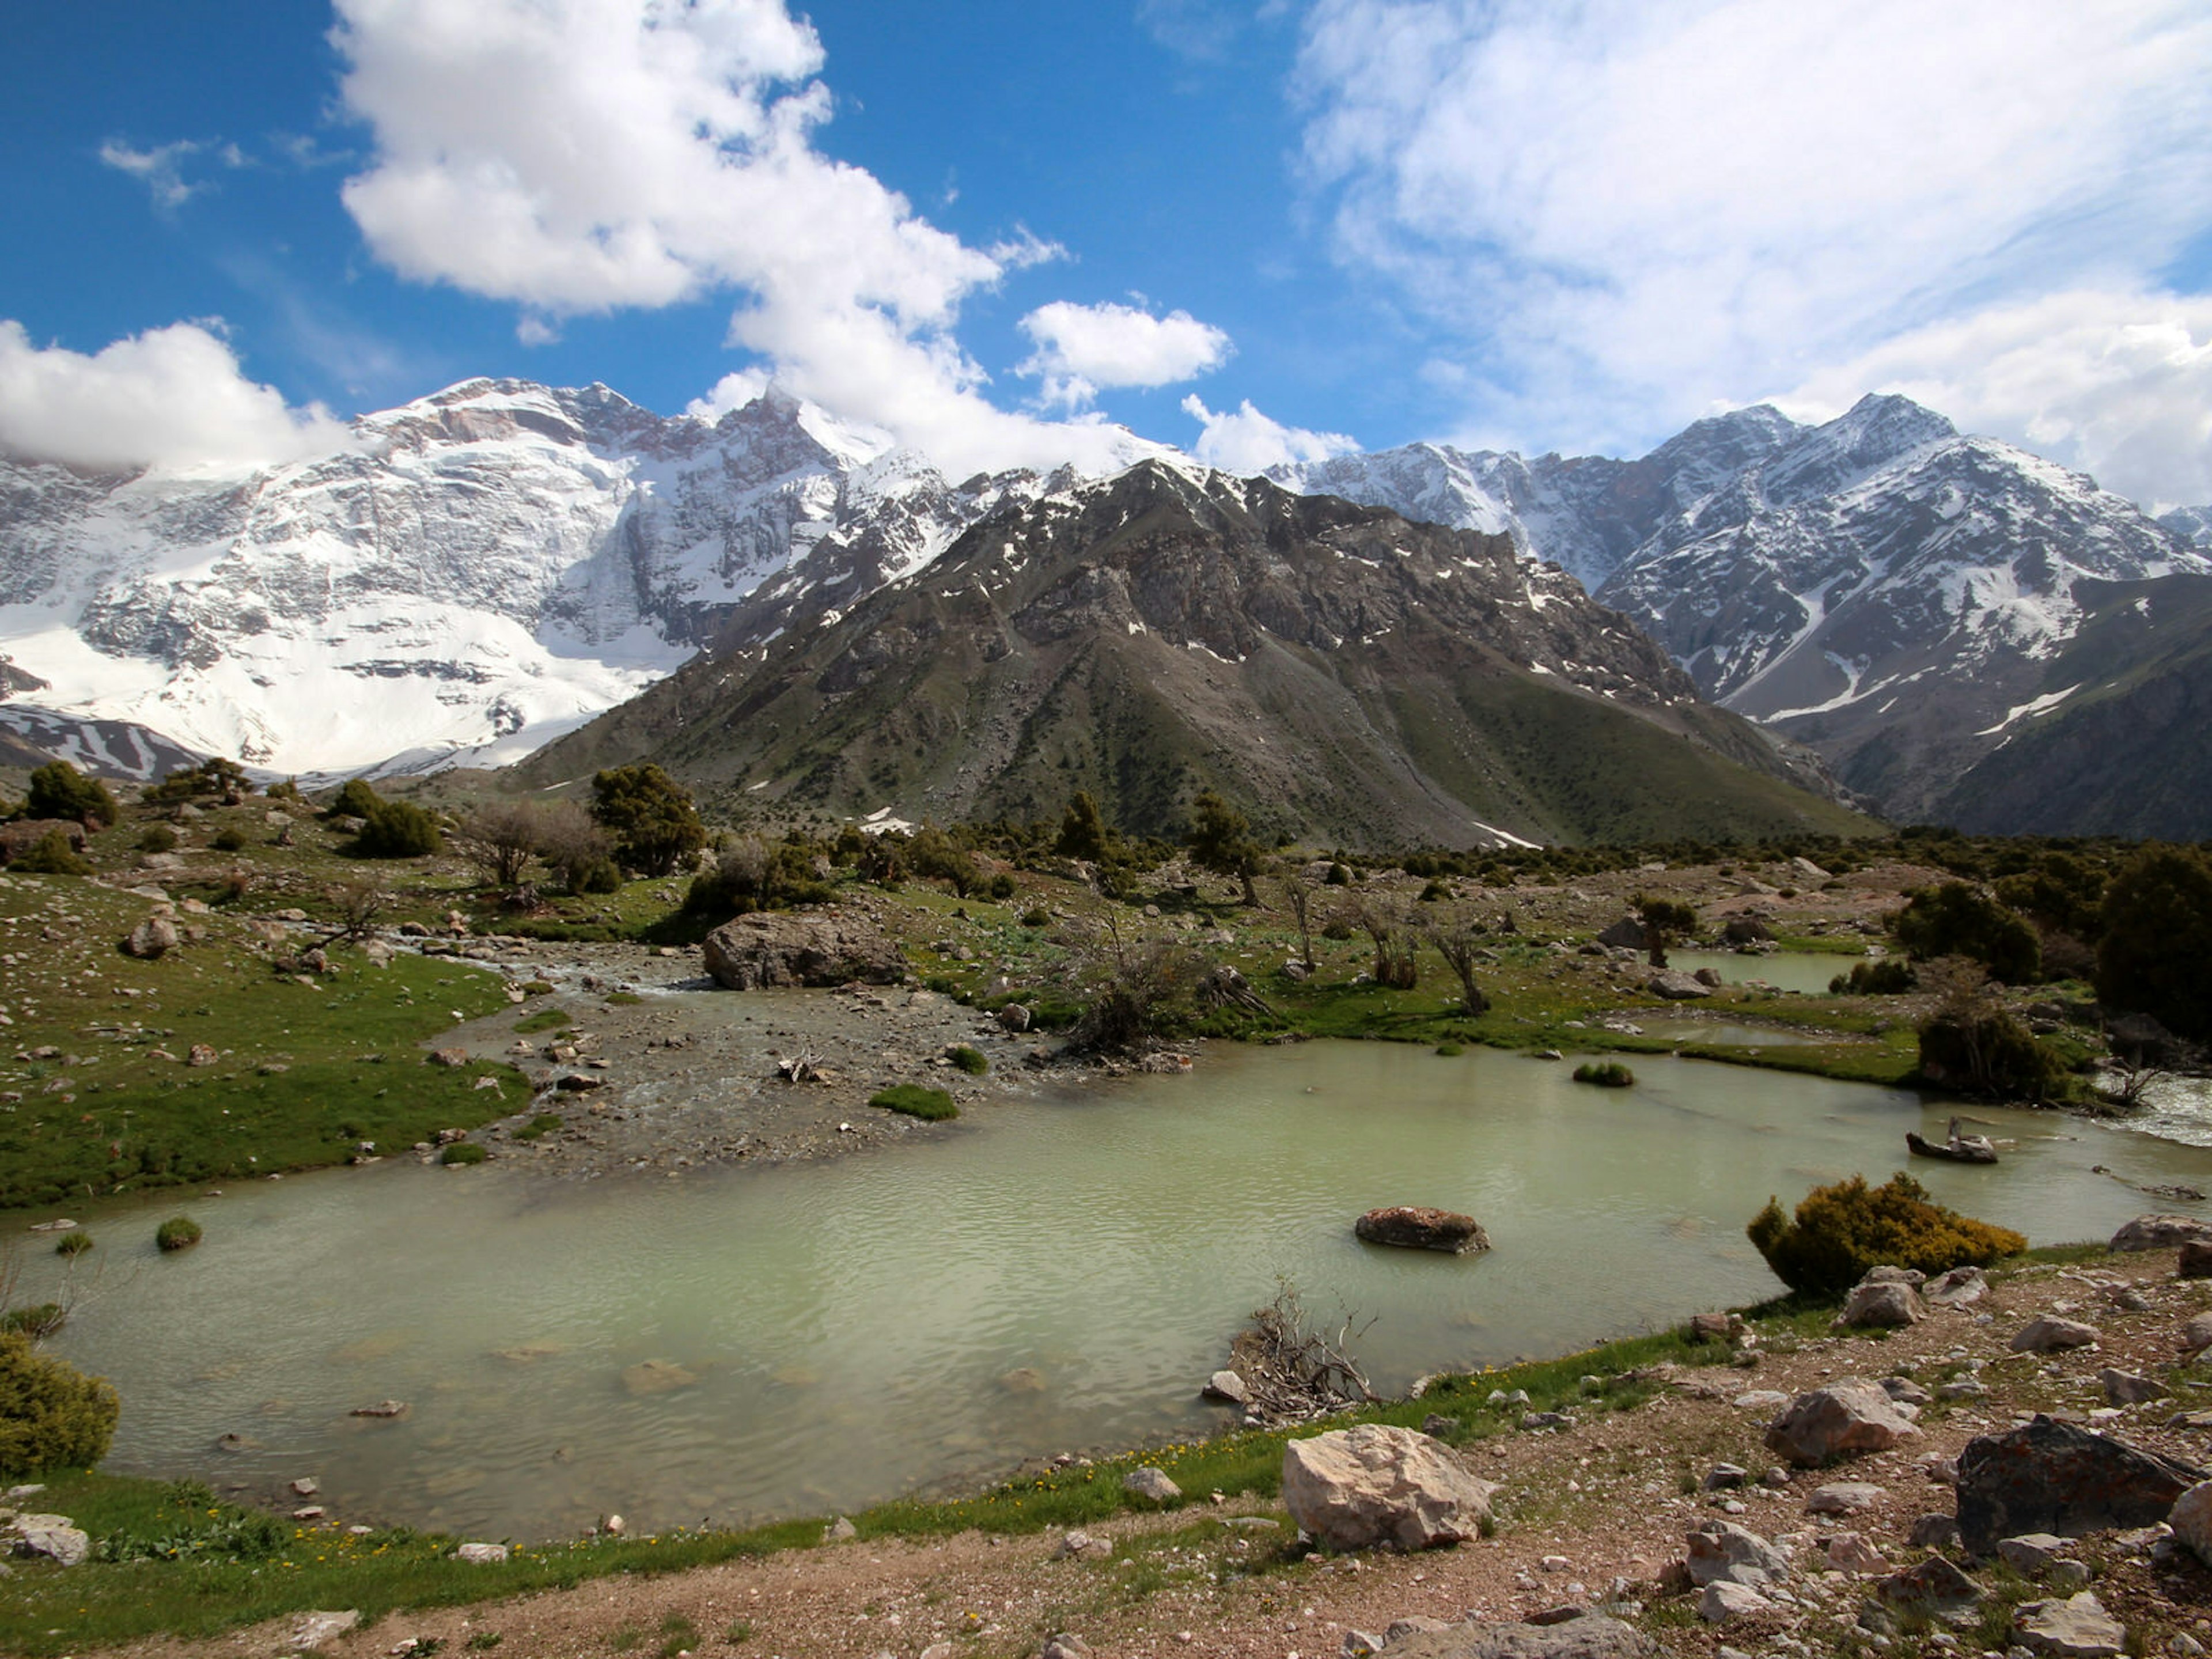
1054, 1530, 1111, 1560
453, 1541, 509, 1563
2109, 1215, 2212, 1252
1765, 1378, 1922, 1466
1997, 1534, 2071, 1573
8, 1517, 87, 1567
1345, 1632, 1387, 1658
1884, 1377, 1934, 1406
1910, 1514, 1963, 1550
1385, 1615, 1656, 1659
1684, 1519, 1789, 1588
1041, 1638, 1094, 1659
1925, 1266, 1990, 1307
2048, 1560, 2093, 1592
1698, 1581, 1772, 1622
1878, 1555, 1986, 1616
1837, 1282, 1926, 1329
824, 1516, 857, 1541
2014, 1593, 2126, 1658
2100, 1369, 2166, 1406
1122, 1467, 1181, 1503
1281, 1423, 1498, 1551
1862, 1265, 1928, 1286
1702, 1463, 1749, 1491
122, 915, 178, 960
1825, 1532, 1890, 1575
1387, 1619, 1457, 1643
2181, 1311, 2212, 1355
998, 1003, 1032, 1033
1646, 970, 1713, 1000
1807, 1482, 1884, 1514
2169, 1479, 2212, 1567
2011, 1317, 2101, 1354
1955, 1415, 2206, 1555
1203, 1369, 1251, 1405
287, 1610, 362, 1652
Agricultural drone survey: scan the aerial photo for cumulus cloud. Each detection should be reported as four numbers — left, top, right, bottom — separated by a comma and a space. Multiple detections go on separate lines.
1017, 301, 1232, 409
1782, 289, 2212, 510
1294, 0, 2212, 487
0, 320, 357, 474
1182, 394, 1357, 472
331, 0, 1139, 475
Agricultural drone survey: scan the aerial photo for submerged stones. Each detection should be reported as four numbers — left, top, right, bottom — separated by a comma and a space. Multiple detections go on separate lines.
1354, 1207, 1490, 1254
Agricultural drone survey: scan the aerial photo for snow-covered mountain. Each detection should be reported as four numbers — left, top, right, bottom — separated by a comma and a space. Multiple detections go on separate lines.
2160, 506, 2212, 549
1274, 396, 2211, 819
0, 378, 1119, 777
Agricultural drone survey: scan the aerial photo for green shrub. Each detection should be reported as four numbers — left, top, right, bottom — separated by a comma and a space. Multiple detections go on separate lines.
137, 825, 179, 853
10, 830, 93, 876
54, 1231, 92, 1258
573, 855, 624, 895
1746, 1173, 2025, 1298
1572, 1061, 1635, 1087
1895, 882, 2040, 983
987, 872, 1017, 900
869, 1085, 959, 1121
325, 777, 381, 820
154, 1215, 203, 1252
355, 800, 442, 858
511, 1113, 566, 1143
1435, 1041, 1465, 1056
1830, 958, 1918, 994
0, 1330, 119, 1475
1020, 906, 1051, 928
1916, 1005, 2065, 1101
1418, 880, 1452, 903
24, 761, 117, 827
1320, 919, 1355, 941
439, 1142, 488, 1165
210, 828, 247, 853
1324, 863, 1351, 887
1, 1305, 65, 1339
946, 1045, 989, 1075
2094, 844, 2212, 1043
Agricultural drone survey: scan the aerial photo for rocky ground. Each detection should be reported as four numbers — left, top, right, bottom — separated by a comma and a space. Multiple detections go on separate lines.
64, 1240, 2212, 1659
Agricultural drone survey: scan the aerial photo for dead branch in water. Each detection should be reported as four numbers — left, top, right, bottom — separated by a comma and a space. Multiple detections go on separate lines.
1224, 1279, 1377, 1425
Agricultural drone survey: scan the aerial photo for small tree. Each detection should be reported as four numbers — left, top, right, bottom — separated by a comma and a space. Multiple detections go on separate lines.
354, 800, 442, 858
1634, 892, 1699, 969
1348, 893, 1418, 989
1055, 790, 1111, 862
324, 777, 382, 821
532, 800, 616, 893
590, 764, 706, 877
1895, 882, 2040, 984
1425, 908, 1492, 1014
907, 824, 981, 899
1276, 866, 1319, 974
143, 756, 250, 805
453, 799, 544, 889
23, 762, 116, 827
1914, 956, 2063, 1101
1188, 790, 1262, 906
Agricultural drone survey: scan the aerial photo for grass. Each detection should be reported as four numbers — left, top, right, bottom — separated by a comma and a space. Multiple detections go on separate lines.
1571, 1060, 1635, 1087
869, 1084, 958, 1121
510, 1112, 566, 1143
153, 1215, 201, 1252
437, 1142, 487, 1166
946, 1044, 989, 1075
513, 1009, 571, 1035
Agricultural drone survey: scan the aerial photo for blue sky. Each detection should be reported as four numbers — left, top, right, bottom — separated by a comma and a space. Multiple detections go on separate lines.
5, 1, 2211, 502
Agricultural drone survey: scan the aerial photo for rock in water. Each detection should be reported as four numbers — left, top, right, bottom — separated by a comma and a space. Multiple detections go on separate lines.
702, 911, 906, 991
1281, 1423, 1498, 1551
1353, 1206, 1490, 1253
1764, 1378, 1922, 1465
1955, 1414, 2206, 1554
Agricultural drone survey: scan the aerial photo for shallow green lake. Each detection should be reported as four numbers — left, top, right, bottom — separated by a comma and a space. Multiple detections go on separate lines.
25, 1035, 2212, 1541
1671, 948, 1867, 995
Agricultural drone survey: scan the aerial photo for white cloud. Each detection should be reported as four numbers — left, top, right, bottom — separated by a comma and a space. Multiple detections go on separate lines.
1294, 0, 2212, 483
1782, 289, 2212, 510
1183, 394, 1356, 472
0, 320, 358, 474
514, 315, 561, 348
99, 139, 240, 210
1017, 301, 1232, 409
331, 0, 1139, 476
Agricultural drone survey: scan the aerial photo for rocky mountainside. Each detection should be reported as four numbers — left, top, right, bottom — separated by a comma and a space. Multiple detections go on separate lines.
522, 463, 1868, 849
0, 378, 1095, 777
1926, 573, 2212, 838
2160, 506, 2212, 548
1274, 397, 2210, 822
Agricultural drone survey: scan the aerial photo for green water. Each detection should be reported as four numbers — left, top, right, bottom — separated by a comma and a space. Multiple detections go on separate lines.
25, 1039, 2211, 1541
1671, 948, 1865, 995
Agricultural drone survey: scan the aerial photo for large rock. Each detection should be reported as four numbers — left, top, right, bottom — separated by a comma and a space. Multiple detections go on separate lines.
7, 1514, 88, 1566
1835, 1281, 1925, 1329
2171, 1479, 2212, 1566
1697, 1582, 1772, 1623
702, 910, 907, 990
2012, 1317, 2101, 1353
1645, 970, 1712, 1000
1924, 1266, 1989, 1307
2109, 1214, 2212, 1252
1955, 1414, 2206, 1554
1281, 1423, 1498, 1551
2015, 1593, 2127, 1658
1384, 1615, 1654, 1659
1878, 1555, 1985, 1617
1684, 1519, 1789, 1587
121, 915, 178, 959
1354, 1207, 1490, 1254
1764, 1378, 1922, 1466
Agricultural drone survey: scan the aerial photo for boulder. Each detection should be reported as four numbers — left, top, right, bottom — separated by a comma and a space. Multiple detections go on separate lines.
1764, 1378, 1922, 1466
1835, 1282, 1925, 1329
1354, 1206, 1490, 1254
702, 911, 906, 991
1698, 1582, 1771, 1623
1877, 1555, 1985, 1617
7, 1514, 88, 1566
1596, 918, 1647, 950
2184, 1312, 2212, 1355
1645, 970, 1712, 1000
0, 820, 87, 860
1721, 916, 1773, 946
1122, 1467, 1181, 1502
1955, 1415, 2206, 1554
2012, 1317, 2101, 1353
2171, 1480, 2212, 1566
1280, 1423, 1498, 1551
1806, 1482, 1884, 1514
2015, 1593, 2126, 1658
2099, 1369, 2167, 1406
2109, 1214, 2212, 1252
1203, 1369, 1251, 1405
1684, 1519, 1789, 1587
998, 1003, 1032, 1033
1383, 1615, 1654, 1659
2180, 1240, 2212, 1279
121, 915, 178, 960
1825, 1532, 1889, 1575
1997, 1533, 2072, 1574
1925, 1266, 1990, 1307
1908, 1514, 1963, 1550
